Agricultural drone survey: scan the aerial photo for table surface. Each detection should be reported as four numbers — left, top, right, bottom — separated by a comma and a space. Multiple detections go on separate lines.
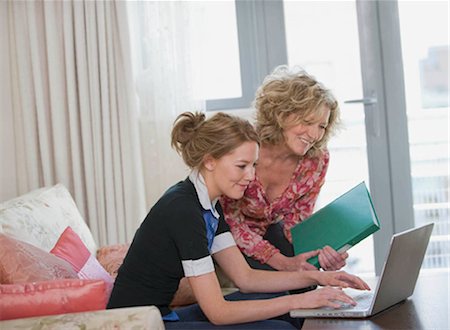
302, 270, 449, 330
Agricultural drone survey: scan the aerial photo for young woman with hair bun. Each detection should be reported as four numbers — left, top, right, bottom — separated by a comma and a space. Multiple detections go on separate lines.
108, 111, 369, 329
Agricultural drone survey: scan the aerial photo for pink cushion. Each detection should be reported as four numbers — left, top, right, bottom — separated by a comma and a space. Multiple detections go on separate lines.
50, 227, 114, 294
96, 243, 130, 278
0, 234, 77, 284
0, 279, 107, 320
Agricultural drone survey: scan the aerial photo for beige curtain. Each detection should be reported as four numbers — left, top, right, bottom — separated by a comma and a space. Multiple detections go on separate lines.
4, 0, 146, 246
127, 1, 205, 207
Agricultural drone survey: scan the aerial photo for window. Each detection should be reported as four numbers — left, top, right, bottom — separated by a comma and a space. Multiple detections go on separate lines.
190, 1, 242, 101
200, 0, 287, 111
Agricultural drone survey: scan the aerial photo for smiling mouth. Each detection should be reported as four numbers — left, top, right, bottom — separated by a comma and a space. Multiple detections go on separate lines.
299, 138, 314, 145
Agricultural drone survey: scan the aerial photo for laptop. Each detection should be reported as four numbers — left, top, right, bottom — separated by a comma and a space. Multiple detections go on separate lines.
290, 223, 434, 318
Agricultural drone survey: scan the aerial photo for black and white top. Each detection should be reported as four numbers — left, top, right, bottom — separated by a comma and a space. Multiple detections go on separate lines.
107, 171, 236, 316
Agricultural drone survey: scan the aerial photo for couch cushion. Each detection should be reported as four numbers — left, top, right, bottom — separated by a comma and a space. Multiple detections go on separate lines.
0, 184, 97, 254
0, 279, 107, 321
0, 234, 77, 284
50, 226, 113, 295
0, 305, 164, 329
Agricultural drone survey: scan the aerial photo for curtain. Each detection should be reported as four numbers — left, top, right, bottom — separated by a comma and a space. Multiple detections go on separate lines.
5, 0, 146, 246
127, 1, 205, 207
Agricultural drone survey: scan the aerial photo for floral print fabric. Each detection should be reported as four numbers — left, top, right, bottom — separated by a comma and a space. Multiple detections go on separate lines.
221, 150, 329, 263
0, 184, 97, 255
0, 305, 164, 329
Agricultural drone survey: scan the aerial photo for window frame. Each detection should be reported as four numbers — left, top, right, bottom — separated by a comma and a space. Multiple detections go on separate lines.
206, 0, 287, 111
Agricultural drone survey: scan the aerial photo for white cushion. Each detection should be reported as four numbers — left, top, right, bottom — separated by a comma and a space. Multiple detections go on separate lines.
0, 184, 97, 255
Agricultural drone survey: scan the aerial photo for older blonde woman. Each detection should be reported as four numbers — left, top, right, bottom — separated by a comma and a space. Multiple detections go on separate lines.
221, 66, 349, 272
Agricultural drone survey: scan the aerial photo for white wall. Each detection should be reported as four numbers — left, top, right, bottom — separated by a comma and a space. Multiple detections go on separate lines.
0, 1, 18, 203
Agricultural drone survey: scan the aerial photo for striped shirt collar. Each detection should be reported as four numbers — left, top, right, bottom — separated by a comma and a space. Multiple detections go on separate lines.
188, 169, 220, 219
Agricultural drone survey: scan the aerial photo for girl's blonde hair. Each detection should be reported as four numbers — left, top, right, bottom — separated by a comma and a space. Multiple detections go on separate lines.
254, 65, 340, 157
171, 112, 259, 169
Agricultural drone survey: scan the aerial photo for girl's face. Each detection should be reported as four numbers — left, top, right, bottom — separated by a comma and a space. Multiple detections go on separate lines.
283, 105, 330, 156
204, 141, 259, 200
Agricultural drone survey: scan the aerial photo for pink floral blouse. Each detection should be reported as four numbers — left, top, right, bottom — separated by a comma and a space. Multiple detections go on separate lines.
221, 149, 329, 264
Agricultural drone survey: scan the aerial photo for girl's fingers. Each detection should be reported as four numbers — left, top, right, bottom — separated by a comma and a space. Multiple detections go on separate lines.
337, 273, 371, 290
334, 293, 357, 306
320, 287, 357, 308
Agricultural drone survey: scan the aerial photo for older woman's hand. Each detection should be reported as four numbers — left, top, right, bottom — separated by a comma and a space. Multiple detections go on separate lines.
318, 246, 349, 271
268, 250, 320, 271
290, 250, 321, 271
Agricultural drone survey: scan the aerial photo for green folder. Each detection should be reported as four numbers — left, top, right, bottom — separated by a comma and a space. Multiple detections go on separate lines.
291, 182, 381, 268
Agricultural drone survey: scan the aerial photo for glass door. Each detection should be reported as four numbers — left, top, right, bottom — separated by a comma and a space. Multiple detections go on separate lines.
356, 0, 449, 273
397, 1, 449, 269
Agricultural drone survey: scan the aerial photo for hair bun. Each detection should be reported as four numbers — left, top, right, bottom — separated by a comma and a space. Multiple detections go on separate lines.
171, 111, 205, 154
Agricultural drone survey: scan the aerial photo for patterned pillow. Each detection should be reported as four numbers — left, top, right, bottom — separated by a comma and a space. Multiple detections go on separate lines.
0, 184, 97, 254
0, 279, 107, 321
0, 234, 77, 284
50, 227, 114, 295
96, 243, 130, 278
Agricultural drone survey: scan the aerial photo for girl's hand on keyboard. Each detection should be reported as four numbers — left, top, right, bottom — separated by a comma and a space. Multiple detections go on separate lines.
314, 270, 371, 291
294, 286, 357, 309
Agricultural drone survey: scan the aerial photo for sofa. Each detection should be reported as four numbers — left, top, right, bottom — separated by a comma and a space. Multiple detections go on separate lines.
0, 184, 164, 329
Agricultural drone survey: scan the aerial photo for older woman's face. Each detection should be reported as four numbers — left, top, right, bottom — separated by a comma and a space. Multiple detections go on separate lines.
283, 105, 330, 156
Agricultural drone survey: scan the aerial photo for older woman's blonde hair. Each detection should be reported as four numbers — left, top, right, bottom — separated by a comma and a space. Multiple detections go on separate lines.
171, 111, 259, 169
254, 65, 340, 157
